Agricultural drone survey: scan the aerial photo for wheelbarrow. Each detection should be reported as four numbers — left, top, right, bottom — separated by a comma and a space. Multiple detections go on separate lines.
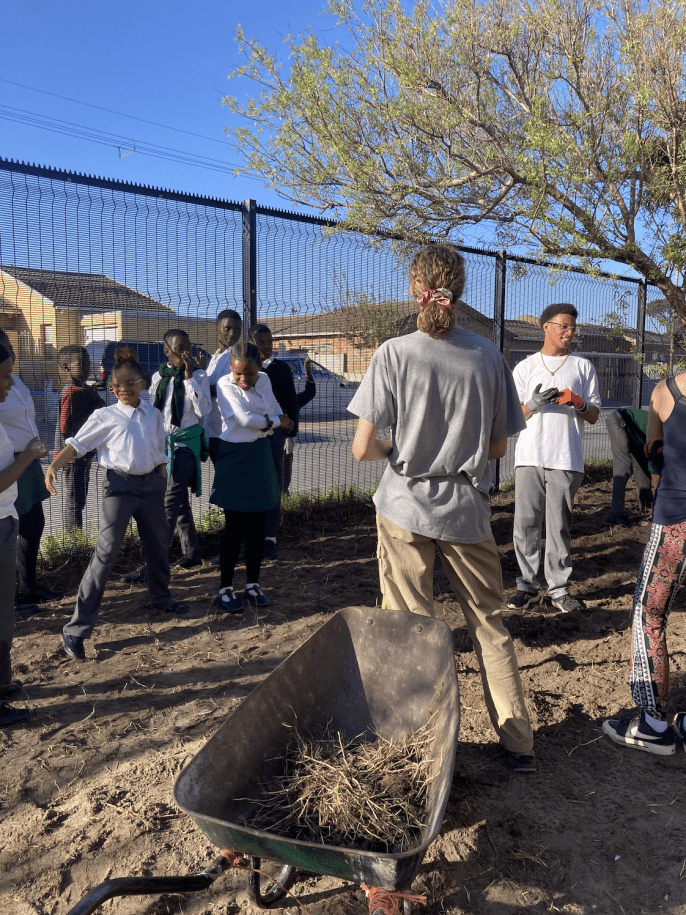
67, 606, 460, 915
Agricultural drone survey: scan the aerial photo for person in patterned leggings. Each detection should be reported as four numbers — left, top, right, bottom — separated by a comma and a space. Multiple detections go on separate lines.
603, 372, 686, 755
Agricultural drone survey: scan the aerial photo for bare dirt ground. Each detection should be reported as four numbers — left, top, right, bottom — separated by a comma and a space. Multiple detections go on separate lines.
2, 466, 685, 915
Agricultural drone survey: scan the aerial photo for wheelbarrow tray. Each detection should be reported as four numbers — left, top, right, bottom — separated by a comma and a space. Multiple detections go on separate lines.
174, 606, 459, 891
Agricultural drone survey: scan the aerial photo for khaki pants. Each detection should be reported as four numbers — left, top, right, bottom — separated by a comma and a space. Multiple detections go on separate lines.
376, 512, 533, 754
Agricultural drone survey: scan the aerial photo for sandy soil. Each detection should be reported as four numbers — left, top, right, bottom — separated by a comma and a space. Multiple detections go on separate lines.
1, 467, 685, 915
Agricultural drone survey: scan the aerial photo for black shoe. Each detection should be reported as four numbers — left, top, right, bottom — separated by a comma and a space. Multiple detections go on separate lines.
263, 540, 278, 561
172, 557, 202, 570
18, 585, 64, 603
121, 565, 146, 584
61, 633, 86, 661
15, 602, 40, 619
607, 513, 636, 528
0, 679, 23, 700
508, 751, 537, 773
210, 554, 220, 566
0, 703, 30, 728
507, 590, 540, 611
147, 599, 189, 615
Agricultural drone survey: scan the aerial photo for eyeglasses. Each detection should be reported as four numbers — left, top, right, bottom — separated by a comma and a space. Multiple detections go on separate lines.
111, 379, 145, 391
546, 322, 577, 335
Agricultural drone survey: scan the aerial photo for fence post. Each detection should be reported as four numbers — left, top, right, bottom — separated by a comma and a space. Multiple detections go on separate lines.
634, 277, 647, 407
492, 249, 507, 492
242, 199, 257, 333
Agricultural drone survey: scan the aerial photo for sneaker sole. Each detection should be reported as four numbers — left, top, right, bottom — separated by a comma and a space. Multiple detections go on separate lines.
602, 720, 675, 756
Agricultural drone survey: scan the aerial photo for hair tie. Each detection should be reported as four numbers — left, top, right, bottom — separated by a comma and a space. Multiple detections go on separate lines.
416, 288, 454, 310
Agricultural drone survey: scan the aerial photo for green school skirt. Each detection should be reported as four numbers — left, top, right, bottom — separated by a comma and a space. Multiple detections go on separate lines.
210, 438, 280, 513
14, 456, 50, 516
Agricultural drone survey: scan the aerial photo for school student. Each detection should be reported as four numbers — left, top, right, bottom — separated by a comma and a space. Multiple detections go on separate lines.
283, 357, 317, 495
0, 343, 49, 727
123, 329, 211, 582
0, 331, 61, 612
46, 349, 188, 663
55, 344, 105, 531
204, 310, 243, 462
249, 324, 298, 560
210, 341, 293, 612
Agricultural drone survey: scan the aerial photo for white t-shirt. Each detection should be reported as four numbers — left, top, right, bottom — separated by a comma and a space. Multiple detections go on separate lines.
513, 352, 601, 473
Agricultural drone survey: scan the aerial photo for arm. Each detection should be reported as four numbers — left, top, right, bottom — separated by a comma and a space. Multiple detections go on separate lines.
44, 444, 78, 494
488, 439, 507, 460
645, 382, 667, 456
0, 438, 48, 494
185, 370, 212, 419
352, 418, 392, 462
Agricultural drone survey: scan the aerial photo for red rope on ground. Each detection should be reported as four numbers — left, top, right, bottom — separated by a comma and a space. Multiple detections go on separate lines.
361, 885, 427, 915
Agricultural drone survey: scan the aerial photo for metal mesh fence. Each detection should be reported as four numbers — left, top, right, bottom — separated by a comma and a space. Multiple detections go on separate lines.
0, 157, 670, 542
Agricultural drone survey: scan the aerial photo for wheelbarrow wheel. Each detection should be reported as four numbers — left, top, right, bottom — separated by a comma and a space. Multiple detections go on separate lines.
247, 856, 297, 907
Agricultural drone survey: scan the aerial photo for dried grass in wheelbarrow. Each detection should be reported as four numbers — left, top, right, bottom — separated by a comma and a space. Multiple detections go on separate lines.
243, 718, 436, 854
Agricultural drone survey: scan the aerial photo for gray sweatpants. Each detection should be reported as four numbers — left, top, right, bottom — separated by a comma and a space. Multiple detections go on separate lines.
64, 469, 172, 640
165, 447, 201, 561
0, 515, 18, 690
513, 466, 583, 600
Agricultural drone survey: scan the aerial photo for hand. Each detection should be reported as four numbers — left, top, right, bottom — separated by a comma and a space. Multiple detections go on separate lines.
195, 351, 206, 370
526, 383, 560, 413
645, 438, 664, 472
556, 388, 586, 411
304, 357, 313, 381
44, 465, 59, 495
279, 415, 295, 433
156, 463, 168, 479
24, 437, 49, 460
180, 351, 195, 380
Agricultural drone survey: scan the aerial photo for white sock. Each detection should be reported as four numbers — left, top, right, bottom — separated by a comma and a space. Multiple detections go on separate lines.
644, 711, 668, 732
246, 582, 259, 590
265, 537, 276, 543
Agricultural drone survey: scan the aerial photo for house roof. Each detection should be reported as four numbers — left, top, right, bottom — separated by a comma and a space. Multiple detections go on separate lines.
0, 266, 175, 314
263, 298, 491, 338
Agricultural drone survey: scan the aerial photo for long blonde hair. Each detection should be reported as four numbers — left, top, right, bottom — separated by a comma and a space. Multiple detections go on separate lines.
409, 245, 466, 339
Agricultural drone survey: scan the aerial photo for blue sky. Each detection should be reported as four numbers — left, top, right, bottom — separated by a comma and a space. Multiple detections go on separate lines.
0, 0, 338, 210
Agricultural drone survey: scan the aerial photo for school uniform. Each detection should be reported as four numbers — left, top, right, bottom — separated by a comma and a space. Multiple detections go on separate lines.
260, 357, 297, 542
62, 400, 171, 640
0, 420, 19, 691
211, 373, 281, 586
150, 365, 211, 562
54, 378, 104, 530
0, 375, 50, 595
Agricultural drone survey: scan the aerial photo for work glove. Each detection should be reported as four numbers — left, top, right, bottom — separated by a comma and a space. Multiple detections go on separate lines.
526, 383, 560, 413
557, 388, 587, 412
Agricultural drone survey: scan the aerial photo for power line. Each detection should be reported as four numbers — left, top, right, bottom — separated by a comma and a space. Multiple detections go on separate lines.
0, 77, 230, 147
0, 104, 264, 179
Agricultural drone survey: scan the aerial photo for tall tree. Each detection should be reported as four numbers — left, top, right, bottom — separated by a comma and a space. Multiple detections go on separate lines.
225, 0, 686, 323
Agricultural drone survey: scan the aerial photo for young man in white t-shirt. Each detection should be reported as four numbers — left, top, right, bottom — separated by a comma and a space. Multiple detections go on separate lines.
508, 304, 601, 614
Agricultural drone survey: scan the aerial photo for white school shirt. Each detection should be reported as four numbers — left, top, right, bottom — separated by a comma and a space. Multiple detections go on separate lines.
205, 350, 276, 439
149, 367, 211, 446
0, 419, 18, 519
216, 372, 281, 443
66, 399, 168, 475
0, 374, 39, 450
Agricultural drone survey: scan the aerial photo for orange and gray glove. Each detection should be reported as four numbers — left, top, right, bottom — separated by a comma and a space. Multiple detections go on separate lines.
557, 388, 588, 413
526, 383, 560, 413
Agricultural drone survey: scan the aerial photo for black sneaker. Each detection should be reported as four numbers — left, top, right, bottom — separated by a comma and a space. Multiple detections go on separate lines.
0, 703, 30, 728
671, 713, 685, 741
0, 679, 23, 700
550, 594, 587, 613
602, 710, 676, 755
121, 565, 146, 584
172, 557, 202, 571
61, 633, 86, 661
263, 540, 278, 561
18, 585, 64, 603
507, 590, 540, 611
607, 513, 635, 528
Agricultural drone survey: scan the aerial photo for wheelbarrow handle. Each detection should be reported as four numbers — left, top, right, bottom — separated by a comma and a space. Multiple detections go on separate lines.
65, 854, 232, 915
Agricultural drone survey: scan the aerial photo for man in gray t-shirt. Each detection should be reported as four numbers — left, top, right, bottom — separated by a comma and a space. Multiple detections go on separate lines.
349, 309, 535, 771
